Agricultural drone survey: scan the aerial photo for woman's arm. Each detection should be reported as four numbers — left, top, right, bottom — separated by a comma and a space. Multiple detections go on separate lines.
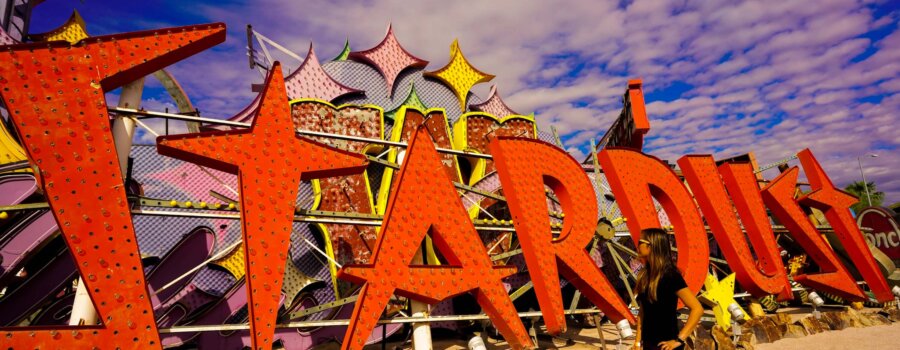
633, 306, 643, 350
658, 288, 703, 350
676, 287, 703, 341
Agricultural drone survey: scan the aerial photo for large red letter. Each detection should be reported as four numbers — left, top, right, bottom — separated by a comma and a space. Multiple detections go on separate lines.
761, 167, 865, 300
338, 126, 532, 350
157, 63, 369, 350
796, 149, 892, 301
597, 149, 709, 294
679, 156, 792, 300
0, 24, 225, 349
490, 137, 634, 334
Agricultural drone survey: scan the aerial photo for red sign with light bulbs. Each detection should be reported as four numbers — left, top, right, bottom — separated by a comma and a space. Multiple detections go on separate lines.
0, 22, 890, 350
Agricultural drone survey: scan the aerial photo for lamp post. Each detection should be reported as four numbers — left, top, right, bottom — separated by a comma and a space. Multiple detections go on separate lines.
857, 154, 878, 207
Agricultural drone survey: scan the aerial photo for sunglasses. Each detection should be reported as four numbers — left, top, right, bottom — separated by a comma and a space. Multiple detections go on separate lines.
638, 239, 651, 246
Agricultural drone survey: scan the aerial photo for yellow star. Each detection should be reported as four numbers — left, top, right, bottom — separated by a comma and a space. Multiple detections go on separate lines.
211, 243, 246, 279
425, 39, 495, 111
701, 273, 750, 329
28, 10, 89, 44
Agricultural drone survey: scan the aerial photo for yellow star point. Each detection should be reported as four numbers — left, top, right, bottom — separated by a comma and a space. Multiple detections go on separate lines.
30, 10, 89, 44
425, 39, 495, 111
701, 273, 750, 329
210, 243, 246, 279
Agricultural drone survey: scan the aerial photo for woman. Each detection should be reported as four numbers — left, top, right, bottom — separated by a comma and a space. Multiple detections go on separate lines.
633, 228, 703, 350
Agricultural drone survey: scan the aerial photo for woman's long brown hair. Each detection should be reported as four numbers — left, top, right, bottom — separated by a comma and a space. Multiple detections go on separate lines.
635, 228, 676, 303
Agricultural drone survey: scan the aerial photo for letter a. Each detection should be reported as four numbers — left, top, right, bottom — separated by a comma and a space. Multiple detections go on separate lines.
338, 126, 533, 350
490, 137, 635, 334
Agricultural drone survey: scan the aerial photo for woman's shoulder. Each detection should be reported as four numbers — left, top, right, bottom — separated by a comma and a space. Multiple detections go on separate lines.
663, 266, 688, 288
663, 265, 682, 277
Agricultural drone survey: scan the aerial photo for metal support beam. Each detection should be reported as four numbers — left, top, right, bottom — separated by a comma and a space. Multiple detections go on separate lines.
108, 107, 493, 159
158, 308, 608, 334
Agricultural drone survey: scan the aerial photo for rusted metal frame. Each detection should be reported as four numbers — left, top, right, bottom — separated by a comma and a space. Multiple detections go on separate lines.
490, 248, 523, 261
289, 295, 359, 319
366, 154, 400, 169
112, 107, 248, 127
461, 193, 498, 221
245, 24, 270, 77
0, 200, 853, 239
129, 209, 551, 236
608, 242, 638, 281
251, 29, 304, 63
606, 241, 638, 306
209, 190, 238, 204
137, 196, 505, 223
550, 125, 565, 148
733, 281, 871, 301
455, 182, 506, 201
596, 106, 627, 151
590, 138, 610, 218
295, 208, 382, 220
150, 239, 243, 297
246, 24, 257, 69
545, 190, 562, 206
109, 107, 494, 159
297, 130, 494, 159
0, 202, 50, 212
670, 245, 729, 265
159, 308, 608, 334
254, 33, 274, 67
509, 281, 535, 301
596, 88, 638, 151
755, 154, 799, 174
607, 239, 638, 257
0, 160, 29, 173
486, 233, 510, 254
131, 208, 383, 226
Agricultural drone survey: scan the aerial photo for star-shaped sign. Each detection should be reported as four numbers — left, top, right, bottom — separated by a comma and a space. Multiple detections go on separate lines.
425, 39, 495, 111
348, 24, 428, 97
285, 43, 360, 101
333, 38, 351, 61
470, 85, 520, 118
384, 83, 427, 121
701, 273, 749, 329
157, 62, 368, 350
338, 126, 532, 350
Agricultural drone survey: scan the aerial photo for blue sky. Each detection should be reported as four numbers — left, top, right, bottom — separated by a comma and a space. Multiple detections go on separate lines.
28, 0, 900, 204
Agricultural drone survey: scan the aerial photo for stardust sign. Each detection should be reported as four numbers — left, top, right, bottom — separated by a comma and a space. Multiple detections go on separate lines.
0, 23, 891, 350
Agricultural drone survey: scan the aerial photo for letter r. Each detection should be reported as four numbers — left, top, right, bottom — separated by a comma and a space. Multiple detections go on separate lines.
491, 137, 634, 335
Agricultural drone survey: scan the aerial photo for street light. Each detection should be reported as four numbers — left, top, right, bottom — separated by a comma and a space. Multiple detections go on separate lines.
857, 154, 878, 207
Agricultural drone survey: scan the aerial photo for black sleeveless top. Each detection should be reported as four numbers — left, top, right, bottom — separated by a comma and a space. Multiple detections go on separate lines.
637, 267, 687, 350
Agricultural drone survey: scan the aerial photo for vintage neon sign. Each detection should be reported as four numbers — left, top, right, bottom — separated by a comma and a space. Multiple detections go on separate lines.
157, 62, 370, 350
0, 23, 892, 349
858, 207, 900, 259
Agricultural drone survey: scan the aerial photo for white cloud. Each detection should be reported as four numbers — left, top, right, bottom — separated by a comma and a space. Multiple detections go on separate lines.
85, 0, 899, 203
